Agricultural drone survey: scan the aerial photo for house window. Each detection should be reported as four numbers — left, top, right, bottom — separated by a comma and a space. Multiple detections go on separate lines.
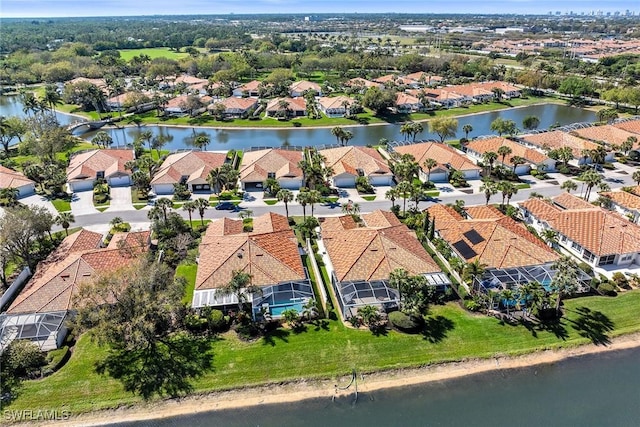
571, 241, 582, 252
180, 175, 188, 184
96, 171, 105, 179
598, 255, 616, 266
267, 172, 276, 179
620, 253, 634, 262
582, 250, 596, 263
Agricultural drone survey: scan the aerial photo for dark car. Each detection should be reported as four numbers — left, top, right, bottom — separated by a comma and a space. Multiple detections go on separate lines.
215, 201, 237, 210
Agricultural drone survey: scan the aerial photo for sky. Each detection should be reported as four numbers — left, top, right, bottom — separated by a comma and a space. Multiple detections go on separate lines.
0, 0, 638, 18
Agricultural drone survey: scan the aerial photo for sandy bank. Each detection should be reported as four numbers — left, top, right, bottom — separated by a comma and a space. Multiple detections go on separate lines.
44, 331, 640, 427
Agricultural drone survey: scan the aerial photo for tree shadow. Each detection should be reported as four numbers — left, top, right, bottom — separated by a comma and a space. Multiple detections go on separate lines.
566, 306, 614, 346
370, 324, 388, 337
311, 319, 330, 332
261, 327, 290, 347
291, 323, 308, 334
421, 315, 455, 343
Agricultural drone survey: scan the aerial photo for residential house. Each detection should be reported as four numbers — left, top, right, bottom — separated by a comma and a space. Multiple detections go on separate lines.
613, 119, 640, 140
599, 187, 640, 223
265, 98, 307, 118
0, 165, 35, 197
475, 81, 522, 99
238, 148, 304, 190
445, 84, 494, 103
66, 149, 134, 191
465, 137, 555, 174
289, 80, 322, 97
573, 124, 637, 153
318, 96, 354, 118
417, 88, 465, 109
395, 92, 424, 113
404, 72, 444, 88
319, 146, 394, 187
192, 213, 314, 319
373, 74, 406, 86
520, 193, 640, 271
391, 142, 482, 182
0, 229, 149, 351
232, 80, 261, 97
343, 78, 382, 93
150, 151, 228, 194
209, 97, 258, 118
518, 131, 601, 165
425, 204, 562, 292
174, 75, 209, 94
319, 210, 448, 318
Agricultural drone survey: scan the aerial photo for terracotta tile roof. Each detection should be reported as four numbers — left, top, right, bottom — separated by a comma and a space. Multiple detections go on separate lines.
519, 131, 599, 159
374, 74, 401, 84
290, 80, 321, 93
0, 165, 34, 189
420, 88, 466, 102
165, 95, 190, 109
465, 137, 549, 166
393, 142, 481, 173
361, 210, 402, 228
322, 216, 441, 282
196, 213, 304, 290
445, 84, 493, 98
67, 149, 134, 182
6, 230, 148, 315
174, 75, 208, 86
318, 96, 353, 110
614, 119, 640, 136
319, 146, 392, 179
237, 80, 261, 92
404, 72, 443, 83
425, 205, 558, 269
320, 215, 359, 232
552, 192, 597, 210
520, 194, 640, 256
239, 149, 303, 183
106, 231, 151, 250
151, 151, 227, 186
573, 125, 637, 146
211, 97, 258, 111
344, 78, 381, 88
600, 191, 640, 211
396, 92, 421, 106
265, 97, 307, 112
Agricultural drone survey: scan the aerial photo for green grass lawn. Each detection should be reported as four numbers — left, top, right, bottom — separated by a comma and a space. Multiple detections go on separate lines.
264, 199, 278, 205
50, 198, 71, 213
425, 191, 440, 197
13, 290, 640, 415
362, 195, 377, 201
176, 262, 198, 306
118, 48, 190, 61
516, 183, 532, 190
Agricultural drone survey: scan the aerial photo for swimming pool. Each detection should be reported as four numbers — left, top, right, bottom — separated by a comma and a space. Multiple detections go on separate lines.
270, 301, 305, 317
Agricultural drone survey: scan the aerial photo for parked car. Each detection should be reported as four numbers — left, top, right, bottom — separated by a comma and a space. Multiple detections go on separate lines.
215, 201, 237, 210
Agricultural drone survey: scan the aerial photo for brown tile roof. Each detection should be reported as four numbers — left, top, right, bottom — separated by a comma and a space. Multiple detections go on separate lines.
393, 142, 481, 173
344, 78, 381, 88
239, 149, 303, 183
237, 80, 261, 92
265, 97, 307, 112
6, 230, 148, 315
465, 137, 549, 166
319, 146, 392, 178
573, 125, 637, 146
318, 96, 353, 110
290, 80, 321, 93
552, 192, 597, 210
361, 210, 402, 228
174, 75, 208, 86
520, 194, 640, 256
212, 97, 258, 111
320, 215, 359, 233
396, 92, 421, 106
67, 149, 134, 182
322, 211, 441, 282
614, 119, 640, 136
425, 205, 558, 268
151, 151, 227, 186
600, 191, 640, 211
196, 213, 304, 290
0, 165, 34, 189
520, 131, 599, 158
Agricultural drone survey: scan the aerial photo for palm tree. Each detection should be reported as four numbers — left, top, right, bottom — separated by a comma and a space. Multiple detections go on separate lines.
400, 122, 413, 141
301, 299, 319, 321
550, 255, 580, 316
509, 155, 526, 173
182, 200, 196, 229
541, 229, 558, 248
633, 170, 640, 186
410, 182, 427, 210
42, 84, 62, 116
331, 126, 345, 144
385, 187, 398, 210
154, 198, 173, 222
138, 130, 154, 152
497, 181, 518, 208
561, 179, 578, 193
501, 289, 514, 316
55, 212, 75, 236
479, 178, 498, 205
396, 180, 412, 216
497, 145, 512, 166
296, 190, 310, 219
194, 198, 209, 226
342, 130, 354, 146
307, 189, 322, 217
276, 189, 294, 219
0, 187, 19, 206
423, 158, 437, 183
463, 259, 487, 292
462, 124, 473, 140
207, 167, 225, 196
217, 270, 262, 313
411, 122, 424, 141
579, 169, 602, 200
482, 151, 498, 176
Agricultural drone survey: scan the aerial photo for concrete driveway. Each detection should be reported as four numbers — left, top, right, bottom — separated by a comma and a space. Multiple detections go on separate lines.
106, 187, 134, 212
20, 194, 59, 215
71, 191, 99, 215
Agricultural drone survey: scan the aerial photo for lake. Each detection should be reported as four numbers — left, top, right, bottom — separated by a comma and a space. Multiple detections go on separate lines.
114, 347, 640, 427
0, 95, 75, 126
0, 96, 595, 152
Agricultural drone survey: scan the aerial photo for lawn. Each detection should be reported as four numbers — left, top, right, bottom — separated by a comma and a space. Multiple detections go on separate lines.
118, 48, 190, 61
50, 197, 71, 213
264, 199, 278, 205
176, 262, 198, 305
362, 195, 377, 201
12, 290, 640, 415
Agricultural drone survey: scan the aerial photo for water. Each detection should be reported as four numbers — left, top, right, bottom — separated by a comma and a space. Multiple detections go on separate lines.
0, 95, 76, 126
0, 96, 595, 151
114, 347, 640, 427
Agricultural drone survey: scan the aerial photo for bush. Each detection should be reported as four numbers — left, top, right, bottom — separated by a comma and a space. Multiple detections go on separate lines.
597, 281, 617, 296
219, 192, 233, 200
93, 193, 109, 204
388, 311, 421, 333
207, 309, 229, 332
611, 272, 630, 289
558, 166, 571, 174
578, 262, 593, 277
184, 313, 208, 333
45, 346, 70, 373
463, 299, 481, 312
602, 162, 615, 170
292, 122, 302, 127
318, 185, 331, 197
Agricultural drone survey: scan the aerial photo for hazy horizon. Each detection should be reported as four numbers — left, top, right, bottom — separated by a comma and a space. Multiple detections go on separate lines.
1, 0, 638, 19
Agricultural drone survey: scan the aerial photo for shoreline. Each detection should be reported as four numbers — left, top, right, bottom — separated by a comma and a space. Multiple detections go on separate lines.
99, 101, 558, 133
44, 331, 640, 427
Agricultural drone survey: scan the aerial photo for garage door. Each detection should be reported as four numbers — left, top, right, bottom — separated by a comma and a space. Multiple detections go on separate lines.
333, 177, 355, 188
108, 175, 131, 187
70, 180, 94, 192
243, 182, 263, 192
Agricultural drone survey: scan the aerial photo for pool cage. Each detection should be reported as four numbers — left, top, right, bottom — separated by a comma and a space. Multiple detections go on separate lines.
252, 279, 315, 320
0, 311, 68, 353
